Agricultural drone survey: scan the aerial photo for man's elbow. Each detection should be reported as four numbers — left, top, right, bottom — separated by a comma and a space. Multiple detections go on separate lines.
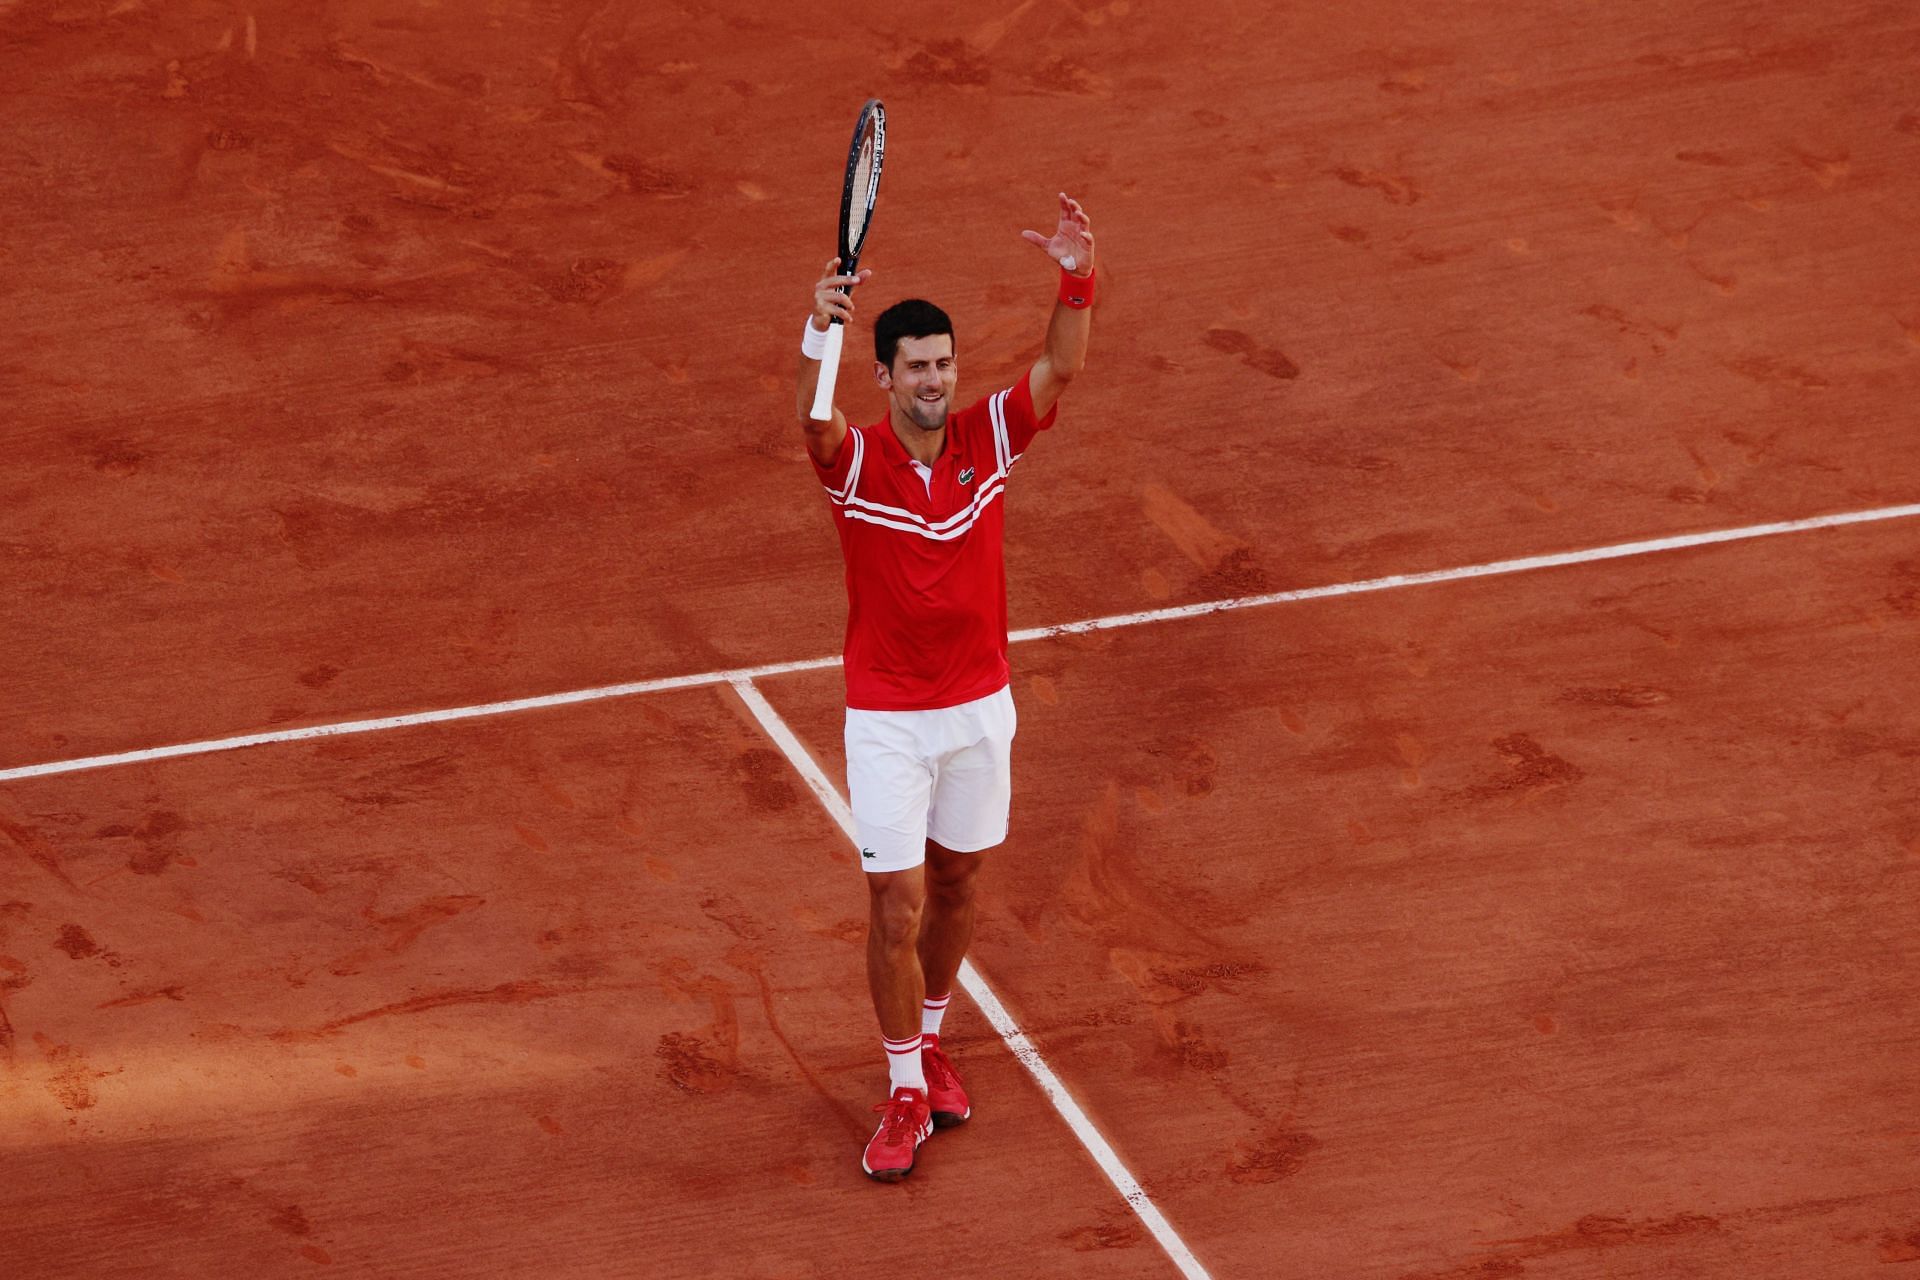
1038, 355, 1083, 387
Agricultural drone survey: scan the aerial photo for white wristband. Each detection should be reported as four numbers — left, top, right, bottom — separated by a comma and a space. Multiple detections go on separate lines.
802, 318, 831, 360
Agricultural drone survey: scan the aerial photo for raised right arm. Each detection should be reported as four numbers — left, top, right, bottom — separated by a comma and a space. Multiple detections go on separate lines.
796, 256, 870, 467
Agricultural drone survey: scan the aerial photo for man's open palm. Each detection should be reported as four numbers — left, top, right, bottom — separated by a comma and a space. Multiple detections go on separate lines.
1021, 192, 1095, 273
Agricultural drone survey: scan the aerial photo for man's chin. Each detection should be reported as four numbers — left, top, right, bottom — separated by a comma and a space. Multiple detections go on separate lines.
909, 401, 950, 429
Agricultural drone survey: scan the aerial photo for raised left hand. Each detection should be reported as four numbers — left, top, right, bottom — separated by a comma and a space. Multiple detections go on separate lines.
1021, 192, 1095, 277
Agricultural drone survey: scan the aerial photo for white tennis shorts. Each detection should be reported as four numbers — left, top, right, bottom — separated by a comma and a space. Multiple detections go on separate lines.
844, 685, 1017, 873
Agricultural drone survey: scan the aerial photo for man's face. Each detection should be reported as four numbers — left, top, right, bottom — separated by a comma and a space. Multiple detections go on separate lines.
877, 333, 958, 431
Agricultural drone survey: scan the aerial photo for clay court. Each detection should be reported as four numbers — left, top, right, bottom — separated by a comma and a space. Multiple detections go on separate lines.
4, 1, 1918, 1276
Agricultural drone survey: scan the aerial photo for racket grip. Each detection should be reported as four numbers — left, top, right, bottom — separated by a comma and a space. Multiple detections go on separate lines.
807, 321, 845, 420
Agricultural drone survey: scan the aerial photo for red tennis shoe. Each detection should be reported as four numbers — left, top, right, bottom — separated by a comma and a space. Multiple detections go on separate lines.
862, 1087, 932, 1182
922, 1034, 971, 1127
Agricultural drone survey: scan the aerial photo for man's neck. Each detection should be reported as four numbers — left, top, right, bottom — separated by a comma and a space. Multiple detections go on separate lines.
889, 414, 946, 466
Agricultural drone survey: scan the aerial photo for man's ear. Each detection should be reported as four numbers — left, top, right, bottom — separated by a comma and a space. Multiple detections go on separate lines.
873, 361, 891, 389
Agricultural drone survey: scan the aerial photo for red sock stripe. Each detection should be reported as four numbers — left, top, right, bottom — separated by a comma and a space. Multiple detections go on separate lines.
923, 994, 951, 1008
883, 1035, 922, 1054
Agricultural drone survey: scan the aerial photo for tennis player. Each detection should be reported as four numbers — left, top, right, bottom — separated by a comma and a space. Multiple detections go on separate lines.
793, 193, 1097, 1181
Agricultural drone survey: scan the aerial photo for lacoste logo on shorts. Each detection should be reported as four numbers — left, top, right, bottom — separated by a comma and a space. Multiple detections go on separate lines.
958, 467, 975, 485
861, 847, 877, 860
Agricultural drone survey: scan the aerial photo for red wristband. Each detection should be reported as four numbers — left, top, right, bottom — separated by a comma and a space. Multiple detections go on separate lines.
1058, 265, 1095, 309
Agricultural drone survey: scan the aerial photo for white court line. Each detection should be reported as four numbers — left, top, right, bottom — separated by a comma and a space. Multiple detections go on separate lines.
0, 654, 834, 783
4, 501, 1918, 784
1010, 501, 1920, 642
726, 678, 1214, 1280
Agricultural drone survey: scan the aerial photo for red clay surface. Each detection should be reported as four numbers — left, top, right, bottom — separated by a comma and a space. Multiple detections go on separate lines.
0, 691, 1173, 1278
4, 0, 1919, 1276
770, 523, 1920, 1278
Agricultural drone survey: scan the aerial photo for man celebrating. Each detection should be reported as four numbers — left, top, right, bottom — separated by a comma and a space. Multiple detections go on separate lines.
793, 193, 1097, 1181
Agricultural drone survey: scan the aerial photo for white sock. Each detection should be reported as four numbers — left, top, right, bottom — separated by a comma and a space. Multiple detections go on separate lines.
884, 1033, 925, 1092
921, 992, 951, 1040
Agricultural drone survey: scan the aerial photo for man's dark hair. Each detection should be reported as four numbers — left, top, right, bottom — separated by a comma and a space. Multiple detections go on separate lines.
873, 299, 955, 369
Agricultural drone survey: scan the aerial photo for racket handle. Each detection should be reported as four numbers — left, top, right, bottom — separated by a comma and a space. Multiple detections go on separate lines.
807, 321, 845, 420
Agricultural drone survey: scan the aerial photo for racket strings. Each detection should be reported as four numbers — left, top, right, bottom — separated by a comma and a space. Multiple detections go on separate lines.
846, 131, 877, 245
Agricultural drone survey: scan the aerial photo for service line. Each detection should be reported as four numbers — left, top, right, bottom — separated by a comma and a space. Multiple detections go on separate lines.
726, 678, 1215, 1280
5, 501, 1918, 784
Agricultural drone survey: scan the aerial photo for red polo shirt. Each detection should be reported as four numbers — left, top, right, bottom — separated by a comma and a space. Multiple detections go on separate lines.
812, 370, 1057, 711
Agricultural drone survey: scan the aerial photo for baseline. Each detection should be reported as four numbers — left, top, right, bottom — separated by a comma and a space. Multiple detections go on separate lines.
5, 501, 1916, 785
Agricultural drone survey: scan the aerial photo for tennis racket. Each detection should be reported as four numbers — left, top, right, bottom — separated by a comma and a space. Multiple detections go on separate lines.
808, 98, 886, 421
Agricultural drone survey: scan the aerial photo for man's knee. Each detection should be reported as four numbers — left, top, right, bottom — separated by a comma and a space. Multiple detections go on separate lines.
866, 870, 925, 950
924, 839, 982, 904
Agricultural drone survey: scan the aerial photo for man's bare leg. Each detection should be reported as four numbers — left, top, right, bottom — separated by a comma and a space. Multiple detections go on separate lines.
862, 867, 932, 1180
914, 839, 979, 1126
866, 867, 927, 1043
917, 838, 981, 1000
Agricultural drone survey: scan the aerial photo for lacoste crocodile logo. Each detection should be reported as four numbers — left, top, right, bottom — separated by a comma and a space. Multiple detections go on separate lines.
958, 467, 975, 485
861, 847, 877, 860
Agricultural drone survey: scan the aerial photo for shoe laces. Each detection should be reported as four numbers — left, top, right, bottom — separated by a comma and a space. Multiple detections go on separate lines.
923, 1045, 958, 1091
872, 1092, 922, 1143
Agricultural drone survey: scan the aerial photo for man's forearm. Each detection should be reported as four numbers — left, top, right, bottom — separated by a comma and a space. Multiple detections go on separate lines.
1021, 193, 1096, 400
1042, 292, 1092, 381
